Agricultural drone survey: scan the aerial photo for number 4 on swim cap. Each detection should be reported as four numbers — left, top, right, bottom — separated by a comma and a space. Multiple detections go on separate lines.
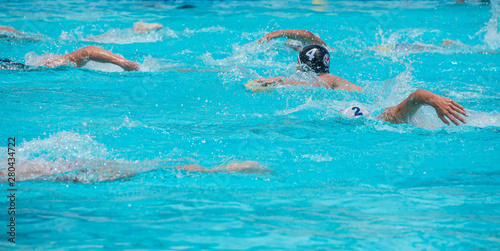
340, 106, 369, 118
305, 48, 318, 60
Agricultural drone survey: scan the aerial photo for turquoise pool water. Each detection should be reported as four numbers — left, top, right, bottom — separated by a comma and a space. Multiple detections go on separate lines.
1, 0, 500, 249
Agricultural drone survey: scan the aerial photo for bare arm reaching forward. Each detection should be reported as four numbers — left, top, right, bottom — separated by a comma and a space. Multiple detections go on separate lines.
377, 89, 468, 125
44, 46, 138, 71
254, 73, 364, 91
0, 26, 22, 33
258, 29, 328, 47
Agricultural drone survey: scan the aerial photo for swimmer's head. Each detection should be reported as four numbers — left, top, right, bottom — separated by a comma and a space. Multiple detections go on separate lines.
298, 45, 330, 74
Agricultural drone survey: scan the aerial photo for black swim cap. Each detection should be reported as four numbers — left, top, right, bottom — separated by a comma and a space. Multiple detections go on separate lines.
298, 45, 330, 74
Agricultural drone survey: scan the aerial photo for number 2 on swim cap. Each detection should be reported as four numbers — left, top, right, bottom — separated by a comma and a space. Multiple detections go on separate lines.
352, 107, 363, 116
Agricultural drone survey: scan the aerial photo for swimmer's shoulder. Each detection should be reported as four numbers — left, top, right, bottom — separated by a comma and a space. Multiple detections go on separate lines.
317, 74, 338, 89
318, 74, 364, 91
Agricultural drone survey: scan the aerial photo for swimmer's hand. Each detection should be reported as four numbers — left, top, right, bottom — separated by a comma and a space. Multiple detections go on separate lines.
118, 60, 139, 71
258, 31, 282, 43
254, 77, 285, 86
442, 39, 464, 46
133, 22, 164, 34
426, 92, 468, 125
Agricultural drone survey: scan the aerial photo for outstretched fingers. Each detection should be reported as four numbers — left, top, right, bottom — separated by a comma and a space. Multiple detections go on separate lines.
451, 100, 468, 116
258, 32, 281, 43
445, 100, 467, 125
450, 109, 467, 124
258, 35, 271, 44
253, 78, 268, 86
451, 100, 465, 110
122, 61, 139, 71
440, 107, 466, 126
433, 96, 468, 126
437, 114, 450, 125
444, 111, 461, 126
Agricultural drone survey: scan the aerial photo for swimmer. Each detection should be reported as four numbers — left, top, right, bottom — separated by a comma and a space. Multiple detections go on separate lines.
370, 39, 465, 52
0, 159, 268, 182
0, 25, 43, 41
258, 29, 335, 51
0, 26, 22, 34
1, 46, 138, 71
254, 45, 363, 91
254, 46, 467, 126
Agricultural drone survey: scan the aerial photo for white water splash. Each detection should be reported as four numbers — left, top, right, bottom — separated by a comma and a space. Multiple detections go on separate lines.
463, 110, 500, 128
24, 52, 69, 67
0, 131, 270, 182
0, 131, 155, 182
479, 0, 500, 50
83, 60, 126, 72
65, 27, 179, 44
138, 55, 185, 72
182, 26, 227, 36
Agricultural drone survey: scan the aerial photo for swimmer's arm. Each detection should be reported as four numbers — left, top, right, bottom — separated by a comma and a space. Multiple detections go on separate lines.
0, 26, 22, 33
377, 89, 468, 125
176, 161, 267, 173
255, 75, 364, 90
258, 29, 327, 47
166, 68, 225, 73
63, 46, 138, 71
254, 76, 310, 87
325, 75, 364, 91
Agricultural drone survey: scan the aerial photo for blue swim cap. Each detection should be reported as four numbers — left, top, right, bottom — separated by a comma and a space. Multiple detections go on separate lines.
298, 45, 330, 74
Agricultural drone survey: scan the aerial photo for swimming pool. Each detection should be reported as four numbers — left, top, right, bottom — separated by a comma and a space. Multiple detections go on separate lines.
1, 0, 499, 249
